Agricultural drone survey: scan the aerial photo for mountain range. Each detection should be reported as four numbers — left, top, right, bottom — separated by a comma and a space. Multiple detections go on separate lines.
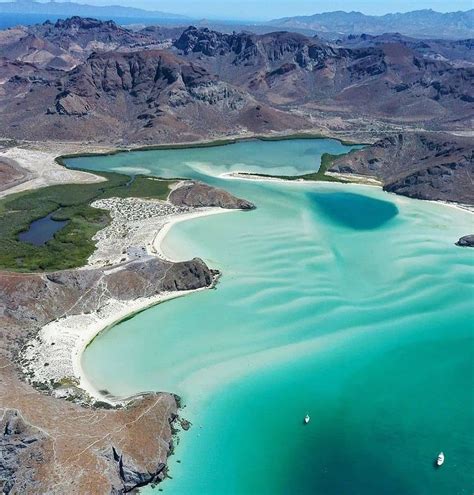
269, 9, 474, 40
0, 18, 472, 145
2, 3, 473, 40
0, 0, 187, 20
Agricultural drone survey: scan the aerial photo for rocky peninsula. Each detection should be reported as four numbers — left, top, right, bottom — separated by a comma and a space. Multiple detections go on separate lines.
329, 132, 474, 205
0, 155, 254, 493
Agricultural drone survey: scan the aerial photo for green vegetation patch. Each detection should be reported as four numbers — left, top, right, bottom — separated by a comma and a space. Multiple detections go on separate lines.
0, 172, 175, 272
239, 153, 348, 183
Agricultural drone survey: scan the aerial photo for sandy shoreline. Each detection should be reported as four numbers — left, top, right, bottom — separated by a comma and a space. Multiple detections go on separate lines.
13, 138, 473, 408
72, 288, 212, 403
221, 170, 383, 187
151, 208, 237, 262
20, 201, 234, 405
77, 208, 235, 402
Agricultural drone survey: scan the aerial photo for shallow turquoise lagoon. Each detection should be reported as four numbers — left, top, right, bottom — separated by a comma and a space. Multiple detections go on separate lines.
67, 139, 474, 495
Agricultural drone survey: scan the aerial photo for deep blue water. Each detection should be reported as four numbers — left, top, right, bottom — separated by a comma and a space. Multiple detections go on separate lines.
18, 212, 68, 246
309, 191, 399, 230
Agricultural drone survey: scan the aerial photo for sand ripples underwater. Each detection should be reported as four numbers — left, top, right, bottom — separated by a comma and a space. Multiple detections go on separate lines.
68, 139, 473, 495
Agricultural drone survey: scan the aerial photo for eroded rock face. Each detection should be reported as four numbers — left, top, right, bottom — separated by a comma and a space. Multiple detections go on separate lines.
0, 388, 177, 495
455, 234, 474, 247
0, 409, 47, 495
0, 255, 213, 494
0, 257, 213, 342
169, 181, 255, 210
330, 133, 474, 204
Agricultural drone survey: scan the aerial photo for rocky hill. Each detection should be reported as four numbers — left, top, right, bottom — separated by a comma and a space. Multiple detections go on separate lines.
173, 27, 473, 127
0, 20, 472, 143
1, 46, 306, 143
329, 132, 474, 204
337, 34, 473, 68
0, 17, 165, 71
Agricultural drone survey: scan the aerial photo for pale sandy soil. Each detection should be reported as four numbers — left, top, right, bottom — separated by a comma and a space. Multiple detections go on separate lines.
324, 171, 383, 185
0, 143, 110, 198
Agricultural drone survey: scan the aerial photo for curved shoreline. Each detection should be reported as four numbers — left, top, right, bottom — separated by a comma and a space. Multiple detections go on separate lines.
13, 137, 473, 408
151, 208, 238, 262
6, 135, 472, 494
65, 146, 473, 403
74, 288, 215, 404
74, 175, 473, 407
20, 206, 234, 406
77, 208, 237, 403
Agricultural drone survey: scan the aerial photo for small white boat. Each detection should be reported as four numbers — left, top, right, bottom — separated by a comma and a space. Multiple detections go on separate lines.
436, 452, 445, 466
304, 414, 310, 424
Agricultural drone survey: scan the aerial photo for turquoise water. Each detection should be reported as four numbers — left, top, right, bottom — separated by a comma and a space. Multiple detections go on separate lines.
67, 139, 474, 495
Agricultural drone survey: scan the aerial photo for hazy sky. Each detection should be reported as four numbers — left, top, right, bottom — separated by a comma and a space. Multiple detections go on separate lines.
38, 0, 474, 21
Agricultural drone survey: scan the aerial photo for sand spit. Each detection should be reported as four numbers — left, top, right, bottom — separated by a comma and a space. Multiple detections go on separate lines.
220, 170, 382, 187
222, 171, 474, 215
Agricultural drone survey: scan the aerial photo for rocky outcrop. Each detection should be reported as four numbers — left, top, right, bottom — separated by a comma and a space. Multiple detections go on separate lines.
1, 19, 473, 144
174, 27, 338, 69
0, 45, 306, 143
0, 409, 47, 495
330, 133, 474, 204
172, 27, 473, 130
455, 234, 474, 247
169, 181, 255, 210
0, 17, 156, 71
0, 255, 212, 494
0, 386, 178, 494
1, 257, 213, 336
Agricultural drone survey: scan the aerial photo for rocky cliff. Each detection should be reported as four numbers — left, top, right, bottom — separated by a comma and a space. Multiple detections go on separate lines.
0, 257, 211, 494
0, 45, 306, 143
172, 26, 473, 129
329, 132, 474, 204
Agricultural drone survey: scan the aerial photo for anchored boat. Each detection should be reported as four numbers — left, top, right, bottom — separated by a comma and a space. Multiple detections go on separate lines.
436, 452, 445, 466
304, 414, 310, 424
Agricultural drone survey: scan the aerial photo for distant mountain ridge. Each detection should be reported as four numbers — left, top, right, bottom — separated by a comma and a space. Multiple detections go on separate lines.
0, 20, 472, 145
0, 0, 187, 20
269, 9, 474, 39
